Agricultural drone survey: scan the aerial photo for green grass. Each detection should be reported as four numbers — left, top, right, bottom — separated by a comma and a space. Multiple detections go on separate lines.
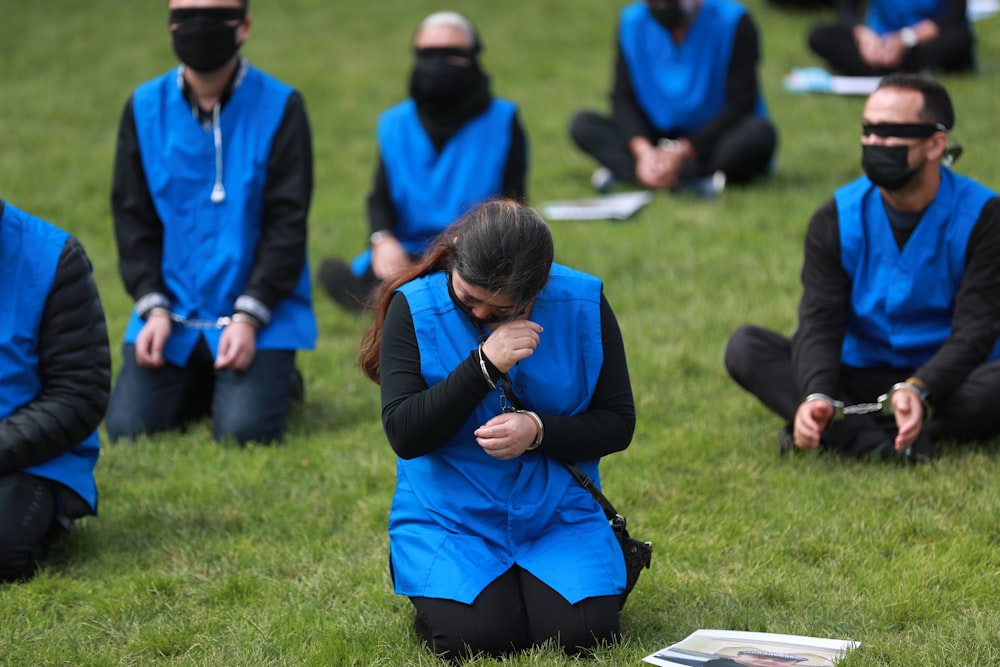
2, 1, 1000, 665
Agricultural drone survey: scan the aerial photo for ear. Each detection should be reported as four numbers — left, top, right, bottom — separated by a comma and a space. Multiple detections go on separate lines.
237, 16, 251, 43
926, 130, 948, 163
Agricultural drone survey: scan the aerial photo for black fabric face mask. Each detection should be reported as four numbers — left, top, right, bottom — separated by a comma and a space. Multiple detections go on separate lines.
650, 2, 687, 29
861, 144, 921, 190
409, 49, 483, 108
408, 47, 491, 148
169, 8, 245, 73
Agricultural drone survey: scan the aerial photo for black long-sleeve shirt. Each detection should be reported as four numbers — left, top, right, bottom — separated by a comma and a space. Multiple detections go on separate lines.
0, 208, 111, 478
611, 13, 761, 158
792, 195, 1000, 403
110, 68, 313, 318
379, 289, 636, 461
365, 113, 529, 236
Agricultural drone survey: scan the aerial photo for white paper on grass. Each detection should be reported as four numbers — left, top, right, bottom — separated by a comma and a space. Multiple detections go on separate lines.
783, 67, 881, 96
643, 629, 859, 667
538, 190, 654, 221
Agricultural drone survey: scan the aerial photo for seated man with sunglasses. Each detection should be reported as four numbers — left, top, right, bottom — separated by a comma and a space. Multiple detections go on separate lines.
725, 73, 1000, 461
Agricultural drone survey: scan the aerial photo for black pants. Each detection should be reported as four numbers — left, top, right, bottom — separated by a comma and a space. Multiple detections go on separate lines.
807, 24, 974, 76
568, 110, 777, 185
410, 565, 620, 662
724, 325, 1000, 456
0, 472, 80, 583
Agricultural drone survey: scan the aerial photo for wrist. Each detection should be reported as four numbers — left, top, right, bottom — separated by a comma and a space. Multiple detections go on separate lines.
231, 311, 261, 329
517, 410, 544, 450
370, 230, 393, 245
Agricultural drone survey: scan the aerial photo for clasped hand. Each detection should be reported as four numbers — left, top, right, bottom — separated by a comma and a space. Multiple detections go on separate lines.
476, 319, 543, 459
792, 388, 925, 451
135, 313, 257, 371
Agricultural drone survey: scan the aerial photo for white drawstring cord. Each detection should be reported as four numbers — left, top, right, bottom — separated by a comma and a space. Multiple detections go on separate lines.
210, 102, 226, 203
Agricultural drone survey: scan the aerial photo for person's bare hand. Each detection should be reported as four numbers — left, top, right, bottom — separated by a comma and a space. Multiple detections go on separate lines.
135, 313, 172, 367
371, 236, 413, 281
215, 321, 257, 371
891, 387, 925, 451
475, 412, 538, 459
793, 398, 834, 449
480, 320, 543, 373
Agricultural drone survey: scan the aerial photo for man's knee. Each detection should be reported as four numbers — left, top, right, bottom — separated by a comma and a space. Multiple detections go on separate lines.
724, 324, 758, 382
568, 109, 605, 150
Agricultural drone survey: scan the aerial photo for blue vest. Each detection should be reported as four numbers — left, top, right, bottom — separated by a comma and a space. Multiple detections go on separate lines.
127, 64, 317, 366
837, 167, 1000, 368
619, 0, 766, 134
1, 203, 99, 513
351, 98, 518, 276
866, 0, 949, 35
388, 266, 624, 604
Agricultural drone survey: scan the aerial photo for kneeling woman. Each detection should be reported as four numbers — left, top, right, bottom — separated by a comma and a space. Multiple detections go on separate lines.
359, 199, 636, 661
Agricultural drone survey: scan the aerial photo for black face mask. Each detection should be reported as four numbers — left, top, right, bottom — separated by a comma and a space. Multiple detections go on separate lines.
861, 144, 921, 191
409, 49, 482, 108
650, 2, 687, 29
169, 8, 245, 73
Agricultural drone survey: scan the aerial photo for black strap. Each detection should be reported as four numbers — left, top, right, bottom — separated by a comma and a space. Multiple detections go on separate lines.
500, 375, 621, 522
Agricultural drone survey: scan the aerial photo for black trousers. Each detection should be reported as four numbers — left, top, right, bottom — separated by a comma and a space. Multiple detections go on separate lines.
724, 325, 1000, 455
808, 24, 975, 76
0, 472, 77, 582
568, 110, 777, 185
409, 565, 620, 662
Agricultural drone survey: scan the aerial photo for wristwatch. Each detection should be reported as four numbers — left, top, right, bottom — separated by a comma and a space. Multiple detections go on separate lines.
370, 230, 393, 245
900, 27, 918, 48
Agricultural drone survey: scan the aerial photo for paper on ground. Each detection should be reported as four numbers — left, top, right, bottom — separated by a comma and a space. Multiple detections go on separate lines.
783, 67, 881, 96
538, 190, 653, 221
644, 628, 859, 667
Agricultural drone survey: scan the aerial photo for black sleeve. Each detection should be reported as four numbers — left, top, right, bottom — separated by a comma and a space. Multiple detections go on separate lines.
500, 113, 529, 203
686, 13, 761, 158
380, 291, 636, 461
916, 197, 1000, 400
611, 37, 657, 141
835, 0, 864, 27
366, 155, 396, 236
379, 293, 493, 459
243, 91, 313, 310
111, 95, 168, 303
936, 0, 970, 31
0, 238, 111, 475
791, 199, 851, 399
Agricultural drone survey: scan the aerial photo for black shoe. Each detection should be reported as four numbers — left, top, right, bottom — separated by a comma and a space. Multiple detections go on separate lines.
859, 432, 935, 464
317, 258, 365, 313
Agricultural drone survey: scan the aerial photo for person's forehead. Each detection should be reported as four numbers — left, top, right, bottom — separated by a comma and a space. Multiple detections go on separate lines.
168, 0, 243, 10
862, 87, 924, 124
414, 24, 472, 50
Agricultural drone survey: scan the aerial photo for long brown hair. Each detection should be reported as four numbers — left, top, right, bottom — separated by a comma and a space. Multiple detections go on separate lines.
359, 198, 554, 383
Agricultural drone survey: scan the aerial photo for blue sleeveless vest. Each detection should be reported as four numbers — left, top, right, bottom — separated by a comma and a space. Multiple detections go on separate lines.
351, 98, 518, 276
127, 64, 317, 366
837, 167, 1000, 368
388, 266, 625, 604
619, 0, 766, 134
2, 203, 99, 513
866, 0, 949, 35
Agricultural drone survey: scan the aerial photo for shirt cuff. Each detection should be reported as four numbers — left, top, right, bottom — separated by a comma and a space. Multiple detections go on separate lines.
234, 295, 272, 326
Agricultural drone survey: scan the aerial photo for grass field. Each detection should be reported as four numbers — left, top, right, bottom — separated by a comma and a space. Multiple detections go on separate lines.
2, 1, 1000, 665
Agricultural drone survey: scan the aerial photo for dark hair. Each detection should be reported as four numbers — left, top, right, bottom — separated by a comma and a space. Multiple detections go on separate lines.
877, 73, 956, 131
359, 199, 554, 383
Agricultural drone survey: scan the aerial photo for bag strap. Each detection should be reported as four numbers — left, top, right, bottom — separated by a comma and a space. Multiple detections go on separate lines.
500, 375, 622, 522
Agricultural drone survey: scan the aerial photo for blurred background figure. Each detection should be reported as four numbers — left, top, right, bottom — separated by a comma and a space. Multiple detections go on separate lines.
808, 0, 975, 76
106, 0, 316, 446
569, 0, 777, 197
317, 11, 528, 313
0, 198, 110, 582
